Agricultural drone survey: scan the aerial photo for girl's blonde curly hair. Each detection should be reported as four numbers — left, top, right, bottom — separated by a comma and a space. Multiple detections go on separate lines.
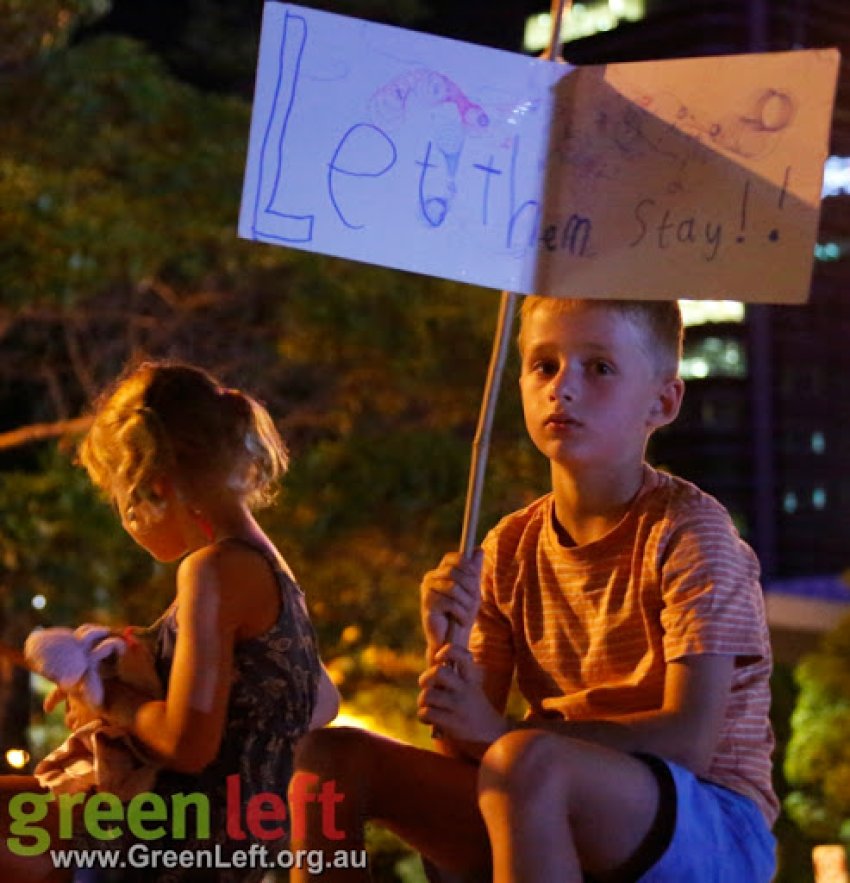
79, 361, 288, 514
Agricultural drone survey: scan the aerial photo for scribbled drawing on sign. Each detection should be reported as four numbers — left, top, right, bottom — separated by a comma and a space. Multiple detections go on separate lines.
628, 86, 797, 161
608, 94, 717, 194
369, 68, 490, 133
370, 68, 490, 227
546, 90, 706, 196
549, 80, 798, 205
712, 88, 797, 159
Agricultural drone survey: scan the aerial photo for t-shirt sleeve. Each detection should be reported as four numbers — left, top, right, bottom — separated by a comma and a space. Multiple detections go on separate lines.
470, 531, 515, 677
659, 500, 769, 663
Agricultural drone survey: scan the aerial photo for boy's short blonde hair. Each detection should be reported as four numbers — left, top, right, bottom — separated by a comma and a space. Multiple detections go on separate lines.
518, 297, 683, 379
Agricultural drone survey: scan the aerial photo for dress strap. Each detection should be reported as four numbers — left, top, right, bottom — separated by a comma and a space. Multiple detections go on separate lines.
215, 536, 303, 594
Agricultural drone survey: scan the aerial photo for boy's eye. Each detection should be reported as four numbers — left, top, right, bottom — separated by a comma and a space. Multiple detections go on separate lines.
589, 360, 614, 376
530, 359, 559, 377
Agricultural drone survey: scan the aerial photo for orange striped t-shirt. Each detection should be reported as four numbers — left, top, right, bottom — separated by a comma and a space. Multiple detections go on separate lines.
470, 465, 778, 825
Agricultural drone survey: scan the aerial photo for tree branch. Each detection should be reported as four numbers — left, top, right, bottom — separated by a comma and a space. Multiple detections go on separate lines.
0, 416, 92, 452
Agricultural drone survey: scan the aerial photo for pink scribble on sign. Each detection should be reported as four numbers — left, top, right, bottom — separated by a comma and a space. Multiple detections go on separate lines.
369, 68, 490, 134
368, 68, 491, 228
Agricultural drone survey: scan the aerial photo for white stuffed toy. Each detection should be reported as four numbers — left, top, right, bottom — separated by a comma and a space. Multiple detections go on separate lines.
24, 623, 163, 799
24, 623, 162, 708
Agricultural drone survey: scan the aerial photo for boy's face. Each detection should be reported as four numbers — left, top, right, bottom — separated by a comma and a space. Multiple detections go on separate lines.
519, 303, 681, 472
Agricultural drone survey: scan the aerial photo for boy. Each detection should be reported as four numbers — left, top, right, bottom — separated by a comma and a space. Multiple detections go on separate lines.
292, 297, 777, 882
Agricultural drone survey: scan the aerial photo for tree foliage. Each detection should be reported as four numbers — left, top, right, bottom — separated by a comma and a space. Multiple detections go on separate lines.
785, 614, 850, 844
0, 0, 111, 70
0, 1, 546, 667
0, 34, 258, 310
0, 8, 537, 879
82, 0, 429, 96
0, 450, 163, 629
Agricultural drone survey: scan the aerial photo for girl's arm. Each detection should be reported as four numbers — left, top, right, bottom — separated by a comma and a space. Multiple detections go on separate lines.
308, 664, 340, 730
105, 546, 242, 773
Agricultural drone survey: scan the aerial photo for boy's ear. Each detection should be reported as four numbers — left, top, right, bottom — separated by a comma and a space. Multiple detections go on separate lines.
647, 377, 685, 430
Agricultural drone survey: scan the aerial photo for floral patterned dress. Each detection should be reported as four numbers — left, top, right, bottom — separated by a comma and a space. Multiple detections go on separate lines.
86, 539, 321, 882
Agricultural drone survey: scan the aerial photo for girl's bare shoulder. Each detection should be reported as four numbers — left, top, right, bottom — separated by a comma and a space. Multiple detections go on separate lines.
177, 539, 282, 634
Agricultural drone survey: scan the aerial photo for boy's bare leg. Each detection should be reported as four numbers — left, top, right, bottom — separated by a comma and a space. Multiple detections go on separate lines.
479, 730, 662, 883
291, 727, 491, 882
0, 775, 71, 883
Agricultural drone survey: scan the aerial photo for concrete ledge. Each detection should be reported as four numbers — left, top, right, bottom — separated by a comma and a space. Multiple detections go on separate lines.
765, 591, 850, 632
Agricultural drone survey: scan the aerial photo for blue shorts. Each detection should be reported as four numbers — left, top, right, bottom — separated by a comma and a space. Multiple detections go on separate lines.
632, 754, 777, 882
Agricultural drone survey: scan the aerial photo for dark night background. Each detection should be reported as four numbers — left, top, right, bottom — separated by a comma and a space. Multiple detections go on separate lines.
83, 1, 543, 92
2, 3, 850, 879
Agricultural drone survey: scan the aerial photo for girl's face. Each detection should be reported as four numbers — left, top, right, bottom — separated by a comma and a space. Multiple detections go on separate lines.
113, 481, 192, 563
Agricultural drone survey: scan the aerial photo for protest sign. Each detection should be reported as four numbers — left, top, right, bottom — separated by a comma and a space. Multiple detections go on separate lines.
239, 2, 839, 302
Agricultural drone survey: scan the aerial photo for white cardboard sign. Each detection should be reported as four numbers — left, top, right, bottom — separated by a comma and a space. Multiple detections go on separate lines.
239, 2, 840, 303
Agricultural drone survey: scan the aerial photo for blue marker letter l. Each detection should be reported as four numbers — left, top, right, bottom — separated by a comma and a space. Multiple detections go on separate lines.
253, 12, 315, 244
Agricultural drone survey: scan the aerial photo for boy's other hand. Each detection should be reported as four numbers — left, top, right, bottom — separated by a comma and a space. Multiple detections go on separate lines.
418, 644, 508, 750
421, 549, 484, 660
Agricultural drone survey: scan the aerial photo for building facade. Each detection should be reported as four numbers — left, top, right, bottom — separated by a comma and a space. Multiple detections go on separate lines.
523, 0, 850, 580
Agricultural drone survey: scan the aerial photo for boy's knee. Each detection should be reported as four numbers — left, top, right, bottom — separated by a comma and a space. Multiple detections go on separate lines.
294, 725, 372, 778
478, 729, 562, 800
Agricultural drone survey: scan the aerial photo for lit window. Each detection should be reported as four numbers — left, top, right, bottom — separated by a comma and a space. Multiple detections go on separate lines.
783, 492, 798, 514
679, 301, 746, 327
523, 13, 552, 50
811, 431, 826, 454
823, 156, 850, 197
814, 242, 844, 262
681, 357, 709, 379
812, 488, 827, 510
523, 0, 645, 50
680, 338, 747, 380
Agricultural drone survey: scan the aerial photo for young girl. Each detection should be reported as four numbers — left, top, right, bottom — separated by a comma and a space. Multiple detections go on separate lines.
0, 360, 339, 881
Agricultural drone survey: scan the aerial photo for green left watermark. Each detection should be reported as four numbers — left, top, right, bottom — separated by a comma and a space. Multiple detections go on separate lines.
8, 790, 209, 856
6, 772, 345, 856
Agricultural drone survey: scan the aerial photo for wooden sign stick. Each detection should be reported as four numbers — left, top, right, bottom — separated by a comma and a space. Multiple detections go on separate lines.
446, 0, 570, 644
431, 4, 573, 753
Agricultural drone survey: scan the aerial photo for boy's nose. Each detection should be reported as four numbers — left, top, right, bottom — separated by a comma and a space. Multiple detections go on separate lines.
550, 369, 577, 401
